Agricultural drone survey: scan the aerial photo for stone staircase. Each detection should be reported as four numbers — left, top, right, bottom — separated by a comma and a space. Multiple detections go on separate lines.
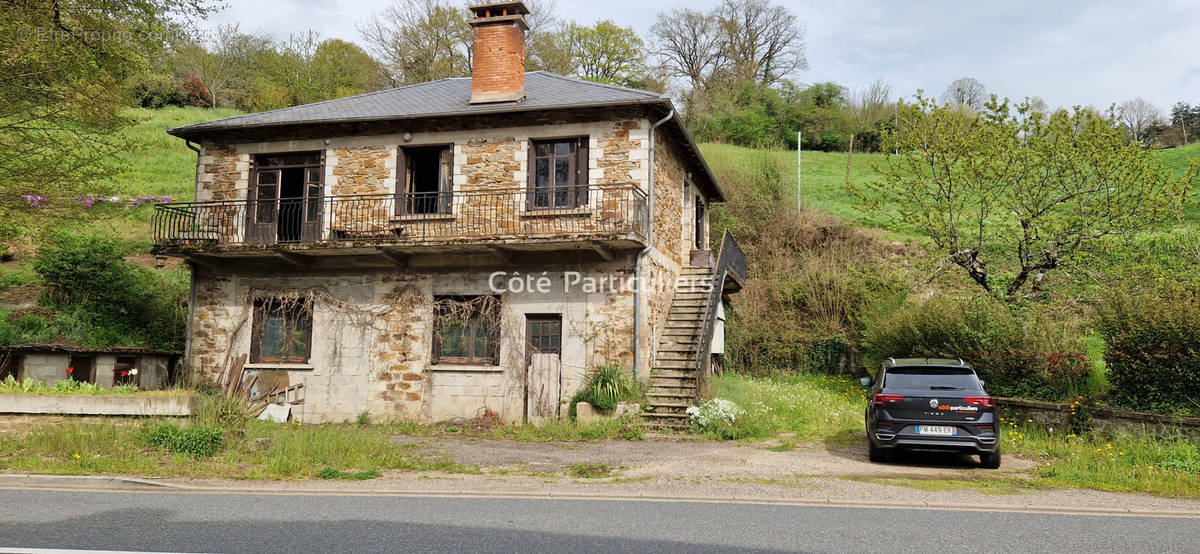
641, 265, 714, 430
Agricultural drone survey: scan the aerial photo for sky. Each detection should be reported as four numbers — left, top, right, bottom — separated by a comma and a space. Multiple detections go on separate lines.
201, 0, 1200, 114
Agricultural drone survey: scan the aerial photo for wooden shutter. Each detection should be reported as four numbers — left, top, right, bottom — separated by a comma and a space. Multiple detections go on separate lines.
526, 140, 537, 210
430, 305, 443, 365
396, 148, 408, 216
575, 138, 589, 207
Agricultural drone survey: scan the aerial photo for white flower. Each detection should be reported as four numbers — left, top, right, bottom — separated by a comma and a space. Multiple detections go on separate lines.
129, 368, 139, 376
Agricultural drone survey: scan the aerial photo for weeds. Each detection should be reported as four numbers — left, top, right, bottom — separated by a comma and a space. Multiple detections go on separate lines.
140, 422, 223, 459
566, 462, 612, 478
315, 467, 382, 480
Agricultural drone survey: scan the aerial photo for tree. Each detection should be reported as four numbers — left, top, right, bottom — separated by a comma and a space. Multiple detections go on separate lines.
358, 0, 472, 85
941, 77, 987, 110
854, 95, 1198, 302
173, 24, 274, 109
1170, 102, 1200, 145
1118, 97, 1162, 144
713, 0, 807, 87
650, 9, 724, 92
0, 0, 214, 240
564, 20, 645, 87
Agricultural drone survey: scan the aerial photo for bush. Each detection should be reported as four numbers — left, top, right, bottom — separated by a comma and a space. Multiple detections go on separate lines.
862, 296, 1090, 400
569, 365, 638, 419
141, 423, 223, 459
1095, 285, 1200, 415
686, 398, 750, 439
33, 232, 186, 350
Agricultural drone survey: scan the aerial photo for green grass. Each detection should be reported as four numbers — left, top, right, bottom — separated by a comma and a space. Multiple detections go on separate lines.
104, 106, 244, 198
0, 376, 189, 396
708, 373, 866, 442
998, 417, 1200, 498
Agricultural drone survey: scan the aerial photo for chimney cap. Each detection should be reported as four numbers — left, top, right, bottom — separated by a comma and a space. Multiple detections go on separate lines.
469, 1, 530, 18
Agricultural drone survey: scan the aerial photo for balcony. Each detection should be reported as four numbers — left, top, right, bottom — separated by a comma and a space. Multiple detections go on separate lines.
151, 184, 649, 269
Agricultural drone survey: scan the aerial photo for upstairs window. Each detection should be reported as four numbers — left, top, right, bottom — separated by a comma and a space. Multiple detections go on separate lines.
528, 138, 588, 209
432, 296, 499, 365
252, 298, 313, 364
398, 145, 453, 215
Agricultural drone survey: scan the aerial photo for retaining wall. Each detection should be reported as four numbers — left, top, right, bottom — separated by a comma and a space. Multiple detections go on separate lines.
996, 397, 1200, 441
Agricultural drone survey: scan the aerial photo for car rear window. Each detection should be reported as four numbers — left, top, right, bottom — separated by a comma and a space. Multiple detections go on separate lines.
883, 367, 982, 390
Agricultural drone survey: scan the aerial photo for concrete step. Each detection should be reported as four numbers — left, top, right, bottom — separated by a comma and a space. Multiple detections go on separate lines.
650, 368, 697, 379
655, 342, 698, 352
670, 306, 707, 313
654, 359, 699, 369
655, 350, 697, 360
648, 383, 696, 395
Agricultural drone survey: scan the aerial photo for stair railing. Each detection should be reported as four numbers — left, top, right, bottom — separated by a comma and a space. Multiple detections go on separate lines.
691, 231, 747, 404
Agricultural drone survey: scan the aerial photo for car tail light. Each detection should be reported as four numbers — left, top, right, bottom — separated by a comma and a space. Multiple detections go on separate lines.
872, 393, 904, 406
965, 396, 993, 408
978, 425, 993, 430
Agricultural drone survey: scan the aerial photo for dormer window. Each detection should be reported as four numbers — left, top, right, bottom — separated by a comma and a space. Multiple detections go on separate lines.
527, 138, 588, 209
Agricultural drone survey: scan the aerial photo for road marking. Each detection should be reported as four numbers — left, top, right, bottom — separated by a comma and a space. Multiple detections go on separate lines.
0, 549, 212, 554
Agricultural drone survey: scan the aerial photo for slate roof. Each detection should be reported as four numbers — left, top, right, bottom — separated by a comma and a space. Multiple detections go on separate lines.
170, 72, 665, 134
168, 72, 725, 201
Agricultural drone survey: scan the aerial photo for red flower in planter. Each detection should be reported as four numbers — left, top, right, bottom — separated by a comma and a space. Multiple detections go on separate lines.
65, 366, 74, 375
119, 371, 128, 378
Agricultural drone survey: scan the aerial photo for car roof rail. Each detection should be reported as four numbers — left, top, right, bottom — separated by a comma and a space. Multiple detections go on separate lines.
887, 357, 896, 367
957, 357, 964, 366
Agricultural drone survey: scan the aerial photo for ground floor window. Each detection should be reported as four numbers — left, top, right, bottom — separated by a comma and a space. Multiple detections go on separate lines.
432, 296, 500, 365
252, 297, 314, 364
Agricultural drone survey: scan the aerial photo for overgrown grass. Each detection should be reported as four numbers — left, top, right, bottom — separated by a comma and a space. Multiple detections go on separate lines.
706, 373, 865, 441
0, 418, 477, 479
999, 418, 1200, 498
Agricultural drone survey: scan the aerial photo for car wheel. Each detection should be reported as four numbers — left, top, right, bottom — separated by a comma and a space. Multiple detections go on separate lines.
868, 440, 888, 463
980, 449, 1002, 469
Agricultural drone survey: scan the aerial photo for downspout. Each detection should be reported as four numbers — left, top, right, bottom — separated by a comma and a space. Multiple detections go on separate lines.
633, 109, 675, 378
181, 137, 201, 385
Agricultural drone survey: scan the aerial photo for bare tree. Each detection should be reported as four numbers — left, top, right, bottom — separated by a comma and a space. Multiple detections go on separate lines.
173, 24, 273, 109
852, 78, 894, 129
713, 0, 807, 87
650, 9, 724, 92
1118, 97, 1163, 144
358, 0, 472, 86
941, 77, 987, 110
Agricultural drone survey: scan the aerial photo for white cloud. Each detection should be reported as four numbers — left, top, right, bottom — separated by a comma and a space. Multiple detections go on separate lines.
197, 0, 1200, 111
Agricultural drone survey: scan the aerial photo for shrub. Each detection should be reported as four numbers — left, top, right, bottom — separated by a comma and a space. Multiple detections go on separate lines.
862, 296, 1090, 400
568, 365, 638, 419
33, 232, 186, 350
686, 398, 750, 439
141, 422, 223, 459
1095, 285, 1200, 415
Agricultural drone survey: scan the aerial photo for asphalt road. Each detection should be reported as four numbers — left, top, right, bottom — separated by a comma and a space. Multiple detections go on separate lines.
0, 489, 1195, 553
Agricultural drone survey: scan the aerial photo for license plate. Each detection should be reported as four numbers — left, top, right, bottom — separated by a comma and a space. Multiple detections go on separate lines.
917, 425, 957, 436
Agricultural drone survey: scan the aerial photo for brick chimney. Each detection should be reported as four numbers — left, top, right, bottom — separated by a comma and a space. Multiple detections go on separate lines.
468, 1, 530, 104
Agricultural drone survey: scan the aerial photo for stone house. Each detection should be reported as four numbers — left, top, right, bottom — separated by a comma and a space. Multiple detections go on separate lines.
154, 1, 745, 425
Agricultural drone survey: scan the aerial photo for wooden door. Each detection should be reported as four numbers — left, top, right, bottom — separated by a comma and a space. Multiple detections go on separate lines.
300, 166, 324, 241
247, 169, 281, 244
525, 315, 562, 422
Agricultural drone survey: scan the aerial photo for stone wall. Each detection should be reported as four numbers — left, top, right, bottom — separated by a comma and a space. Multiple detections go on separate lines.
996, 397, 1200, 441
186, 262, 637, 423
330, 147, 395, 196
196, 146, 248, 202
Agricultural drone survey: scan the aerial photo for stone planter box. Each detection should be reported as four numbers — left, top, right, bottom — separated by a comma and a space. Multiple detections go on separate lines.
0, 394, 193, 417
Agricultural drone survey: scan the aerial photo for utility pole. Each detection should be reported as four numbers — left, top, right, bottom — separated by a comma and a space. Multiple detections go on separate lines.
796, 131, 803, 213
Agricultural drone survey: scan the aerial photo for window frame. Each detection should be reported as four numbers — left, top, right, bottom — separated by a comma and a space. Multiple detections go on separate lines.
527, 137, 589, 209
432, 295, 500, 366
396, 144, 455, 216
250, 297, 315, 365
525, 314, 562, 357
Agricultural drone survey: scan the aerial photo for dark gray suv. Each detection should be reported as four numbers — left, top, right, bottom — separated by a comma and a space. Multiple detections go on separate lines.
861, 358, 1001, 469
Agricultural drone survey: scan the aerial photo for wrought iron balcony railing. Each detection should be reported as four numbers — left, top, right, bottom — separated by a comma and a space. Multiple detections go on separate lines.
151, 184, 649, 250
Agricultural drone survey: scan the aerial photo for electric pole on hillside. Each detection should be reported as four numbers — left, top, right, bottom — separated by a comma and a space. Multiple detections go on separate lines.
797, 131, 803, 213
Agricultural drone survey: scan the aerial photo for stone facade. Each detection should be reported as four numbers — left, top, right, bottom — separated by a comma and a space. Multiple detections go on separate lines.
185, 114, 716, 423
187, 262, 638, 423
